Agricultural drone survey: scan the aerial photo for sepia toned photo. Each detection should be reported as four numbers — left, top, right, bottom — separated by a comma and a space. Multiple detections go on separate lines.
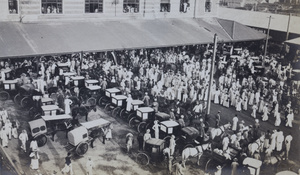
0, 0, 299, 175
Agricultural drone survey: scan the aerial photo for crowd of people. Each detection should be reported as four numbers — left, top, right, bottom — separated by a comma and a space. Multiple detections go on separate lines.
0, 41, 299, 174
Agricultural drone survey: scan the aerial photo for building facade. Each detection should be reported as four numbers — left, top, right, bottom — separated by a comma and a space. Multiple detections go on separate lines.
0, 0, 218, 22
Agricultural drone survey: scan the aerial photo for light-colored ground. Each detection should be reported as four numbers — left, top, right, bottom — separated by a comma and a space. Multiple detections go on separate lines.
1, 100, 206, 175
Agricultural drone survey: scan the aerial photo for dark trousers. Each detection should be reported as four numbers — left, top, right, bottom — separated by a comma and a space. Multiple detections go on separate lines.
90, 138, 96, 148
102, 135, 106, 144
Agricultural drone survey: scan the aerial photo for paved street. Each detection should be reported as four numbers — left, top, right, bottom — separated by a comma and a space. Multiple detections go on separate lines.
1, 98, 300, 175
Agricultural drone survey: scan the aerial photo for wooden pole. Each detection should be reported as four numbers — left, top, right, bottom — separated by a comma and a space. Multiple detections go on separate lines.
263, 15, 272, 66
193, 0, 197, 18
207, 34, 218, 115
286, 13, 291, 40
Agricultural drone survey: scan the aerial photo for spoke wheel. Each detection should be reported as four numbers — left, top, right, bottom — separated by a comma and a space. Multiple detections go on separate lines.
137, 122, 147, 133
0, 91, 10, 101
14, 93, 22, 106
76, 142, 89, 156
35, 134, 47, 147
205, 159, 217, 174
129, 117, 139, 128
28, 107, 35, 118
104, 104, 112, 112
112, 107, 120, 118
127, 113, 135, 121
21, 97, 33, 109
136, 152, 149, 166
98, 97, 105, 107
119, 109, 127, 118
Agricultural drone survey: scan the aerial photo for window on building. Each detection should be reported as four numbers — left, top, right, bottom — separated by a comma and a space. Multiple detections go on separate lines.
123, 0, 139, 13
160, 0, 170, 12
205, 0, 211, 12
8, 0, 18, 14
85, 0, 103, 13
41, 0, 63, 14
179, 0, 190, 13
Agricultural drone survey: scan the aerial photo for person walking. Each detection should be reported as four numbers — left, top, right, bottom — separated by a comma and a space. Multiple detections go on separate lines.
262, 104, 269, 121
222, 135, 230, 151
137, 132, 143, 150
276, 130, 284, 152
286, 110, 294, 128
64, 96, 72, 115
126, 94, 133, 112
270, 130, 277, 151
143, 129, 151, 150
232, 115, 238, 132
101, 126, 108, 144
285, 133, 293, 160
251, 103, 258, 118
105, 124, 113, 141
30, 139, 38, 152
231, 158, 239, 175
142, 92, 150, 107
169, 135, 176, 157
274, 110, 281, 126
215, 165, 222, 175
126, 133, 134, 153
19, 130, 28, 152
215, 111, 221, 127
264, 130, 271, 149
173, 161, 184, 175
178, 115, 185, 128
29, 150, 39, 170
5, 119, 12, 140
89, 129, 101, 148
61, 152, 73, 175
1, 126, 8, 148
86, 157, 95, 175
152, 120, 160, 139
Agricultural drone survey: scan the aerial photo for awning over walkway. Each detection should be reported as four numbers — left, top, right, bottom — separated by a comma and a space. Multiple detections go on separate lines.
285, 37, 300, 46
0, 18, 266, 58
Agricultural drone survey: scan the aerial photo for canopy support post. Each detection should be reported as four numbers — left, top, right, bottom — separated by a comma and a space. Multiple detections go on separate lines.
207, 34, 218, 115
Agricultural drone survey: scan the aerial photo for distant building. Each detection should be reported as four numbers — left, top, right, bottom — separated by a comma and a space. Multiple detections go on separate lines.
0, 0, 219, 22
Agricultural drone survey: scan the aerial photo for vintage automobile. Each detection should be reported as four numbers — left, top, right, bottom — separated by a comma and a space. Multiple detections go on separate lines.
64, 118, 110, 155
98, 87, 121, 107
137, 112, 172, 134
159, 120, 180, 139
104, 94, 127, 117
28, 114, 73, 147
14, 83, 42, 108
128, 107, 155, 133
136, 138, 167, 166
79, 85, 102, 106
0, 79, 18, 101
119, 99, 144, 119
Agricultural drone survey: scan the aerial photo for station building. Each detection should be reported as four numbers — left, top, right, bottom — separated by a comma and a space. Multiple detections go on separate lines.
0, 0, 266, 58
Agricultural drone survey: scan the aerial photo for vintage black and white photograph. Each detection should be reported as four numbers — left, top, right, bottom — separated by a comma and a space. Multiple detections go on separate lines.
0, 0, 299, 175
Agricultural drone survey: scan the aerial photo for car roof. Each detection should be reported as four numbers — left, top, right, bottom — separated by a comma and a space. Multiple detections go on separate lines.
137, 107, 154, 113
41, 114, 72, 121
181, 127, 199, 136
28, 118, 46, 130
80, 118, 110, 129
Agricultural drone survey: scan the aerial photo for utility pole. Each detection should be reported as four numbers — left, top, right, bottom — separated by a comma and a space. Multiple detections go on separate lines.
207, 34, 218, 115
263, 15, 272, 66
193, 0, 197, 18
286, 13, 291, 40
